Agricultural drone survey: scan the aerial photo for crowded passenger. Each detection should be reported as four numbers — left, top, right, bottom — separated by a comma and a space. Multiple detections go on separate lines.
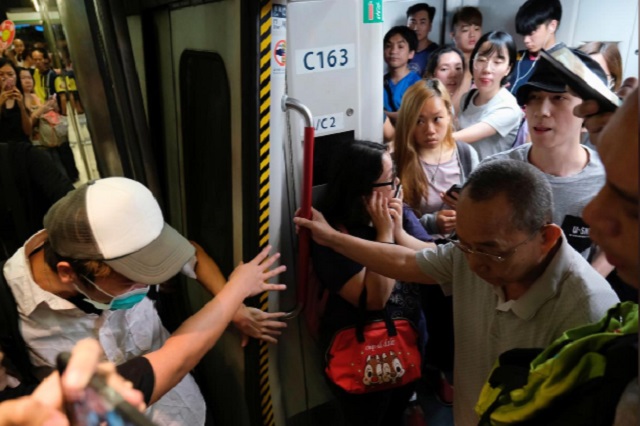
508, 0, 562, 95
383, 26, 421, 124
0, 59, 31, 143
424, 46, 466, 118
577, 41, 623, 155
485, 50, 614, 276
295, 158, 619, 425
406, 3, 439, 76
18, 67, 57, 133
393, 78, 479, 401
312, 140, 431, 426
394, 78, 478, 238
450, 6, 482, 97
30, 48, 56, 104
11, 39, 28, 68
53, 54, 83, 115
0, 177, 286, 425
560, 83, 638, 426
453, 31, 523, 160
476, 82, 639, 426
578, 42, 623, 92
0, 62, 72, 257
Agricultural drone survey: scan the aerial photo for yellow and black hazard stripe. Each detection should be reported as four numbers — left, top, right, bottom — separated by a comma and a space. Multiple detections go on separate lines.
256, 1, 274, 425
242, 0, 275, 425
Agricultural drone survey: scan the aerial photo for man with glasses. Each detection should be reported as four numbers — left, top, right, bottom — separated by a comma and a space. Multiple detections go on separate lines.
294, 159, 618, 425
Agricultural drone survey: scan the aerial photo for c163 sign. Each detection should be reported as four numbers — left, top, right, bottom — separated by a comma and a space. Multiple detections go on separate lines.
295, 44, 355, 75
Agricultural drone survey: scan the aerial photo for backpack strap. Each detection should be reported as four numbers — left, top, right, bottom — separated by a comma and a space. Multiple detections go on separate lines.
384, 74, 399, 112
462, 88, 478, 112
0, 260, 39, 401
455, 140, 473, 177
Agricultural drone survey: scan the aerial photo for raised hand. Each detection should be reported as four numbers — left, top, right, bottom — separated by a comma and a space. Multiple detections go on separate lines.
366, 191, 394, 243
228, 245, 286, 299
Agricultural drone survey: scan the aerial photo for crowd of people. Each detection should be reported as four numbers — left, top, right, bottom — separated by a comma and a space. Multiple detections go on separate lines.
0, 0, 637, 425
311, 0, 638, 424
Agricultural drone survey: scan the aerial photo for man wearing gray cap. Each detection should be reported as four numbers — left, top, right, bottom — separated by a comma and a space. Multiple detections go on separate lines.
484, 49, 614, 278
0, 177, 286, 425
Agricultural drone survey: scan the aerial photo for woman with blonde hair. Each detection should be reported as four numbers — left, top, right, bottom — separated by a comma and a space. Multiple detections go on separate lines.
395, 79, 478, 396
395, 78, 478, 237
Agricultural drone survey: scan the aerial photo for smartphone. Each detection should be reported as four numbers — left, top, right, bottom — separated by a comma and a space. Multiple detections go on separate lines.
446, 184, 462, 198
56, 352, 156, 426
4, 77, 15, 91
393, 184, 402, 198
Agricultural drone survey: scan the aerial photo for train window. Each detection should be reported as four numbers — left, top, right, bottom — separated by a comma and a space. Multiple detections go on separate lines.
179, 50, 234, 277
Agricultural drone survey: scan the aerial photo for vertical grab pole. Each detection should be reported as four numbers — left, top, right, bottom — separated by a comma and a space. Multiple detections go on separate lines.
282, 95, 313, 317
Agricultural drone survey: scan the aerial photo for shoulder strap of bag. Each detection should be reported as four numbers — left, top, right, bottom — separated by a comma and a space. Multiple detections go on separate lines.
0, 260, 39, 389
384, 75, 399, 112
462, 88, 478, 112
355, 285, 397, 343
455, 140, 473, 177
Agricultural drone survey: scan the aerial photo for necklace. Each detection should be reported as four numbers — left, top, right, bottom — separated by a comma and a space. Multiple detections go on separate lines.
425, 144, 444, 184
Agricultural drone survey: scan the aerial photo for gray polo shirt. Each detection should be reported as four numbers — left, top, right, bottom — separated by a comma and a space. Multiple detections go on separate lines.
415, 236, 619, 425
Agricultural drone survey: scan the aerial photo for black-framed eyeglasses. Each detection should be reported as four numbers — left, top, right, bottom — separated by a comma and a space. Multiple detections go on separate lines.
372, 172, 398, 190
446, 231, 539, 263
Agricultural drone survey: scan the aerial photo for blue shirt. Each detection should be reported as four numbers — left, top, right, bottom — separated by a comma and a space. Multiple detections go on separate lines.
384, 71, 422, 112
408, 43, 439, 76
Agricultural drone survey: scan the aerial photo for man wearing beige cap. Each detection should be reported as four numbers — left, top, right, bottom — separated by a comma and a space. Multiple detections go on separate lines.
0, 177, 286, 425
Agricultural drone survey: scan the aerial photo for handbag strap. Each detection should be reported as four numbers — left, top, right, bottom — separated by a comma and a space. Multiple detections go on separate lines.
355, 285, 398, 343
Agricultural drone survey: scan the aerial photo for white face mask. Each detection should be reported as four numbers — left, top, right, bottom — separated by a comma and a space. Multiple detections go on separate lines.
74, 275, 149, 311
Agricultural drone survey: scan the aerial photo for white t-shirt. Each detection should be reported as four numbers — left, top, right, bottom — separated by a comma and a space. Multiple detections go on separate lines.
458, 88, 524, 160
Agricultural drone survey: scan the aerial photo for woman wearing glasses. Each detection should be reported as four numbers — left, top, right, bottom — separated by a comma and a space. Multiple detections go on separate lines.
312, 140, 432, 426
453, 31, 523, 160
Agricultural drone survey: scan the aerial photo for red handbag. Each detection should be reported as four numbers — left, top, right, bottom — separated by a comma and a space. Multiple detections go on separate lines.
325, 287, 422, 394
